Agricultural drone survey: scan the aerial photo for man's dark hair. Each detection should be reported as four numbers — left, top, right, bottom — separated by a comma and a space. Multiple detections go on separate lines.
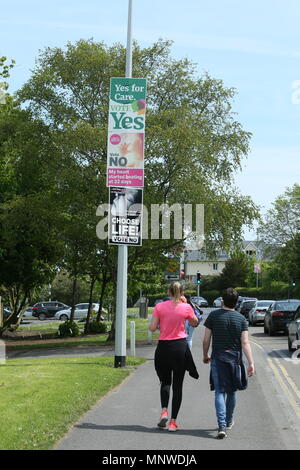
222, 288, 239, 309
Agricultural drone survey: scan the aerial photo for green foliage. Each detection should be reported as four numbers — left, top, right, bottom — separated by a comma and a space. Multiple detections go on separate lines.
258, 183, 300, 248
0, 39, 260, 334
86, 321, 108, 334
58, 320, 80, 338
0, 56, 15, 79
217, 250, 253, 290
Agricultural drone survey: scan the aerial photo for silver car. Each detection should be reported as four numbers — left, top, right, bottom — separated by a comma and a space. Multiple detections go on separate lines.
55, 303, 101, 321
213, 297, 223, 308
287, 307, 300, 352
248, 300, 274, 326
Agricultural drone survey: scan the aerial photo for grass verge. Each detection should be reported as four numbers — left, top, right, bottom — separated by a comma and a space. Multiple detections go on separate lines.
0, 356, 145, 450
6, 318, 158, 350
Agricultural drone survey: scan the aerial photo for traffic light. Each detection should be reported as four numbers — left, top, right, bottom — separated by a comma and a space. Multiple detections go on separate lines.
197, 272, 201, 285
292, 280, 296, 288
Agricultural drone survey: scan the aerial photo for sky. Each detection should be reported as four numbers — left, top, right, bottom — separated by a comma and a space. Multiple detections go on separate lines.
1, 0, 300, 238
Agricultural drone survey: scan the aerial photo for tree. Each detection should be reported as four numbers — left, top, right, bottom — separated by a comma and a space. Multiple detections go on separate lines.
0, 100, 63, 334
274, 234, 300, 289
16, 38, 259, 328
217, 250, 252, 290
258, 184, 300, 249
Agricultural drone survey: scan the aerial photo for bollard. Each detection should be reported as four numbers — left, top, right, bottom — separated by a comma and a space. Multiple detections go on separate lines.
147, 314, 152, 344
0, 340, 6, 365
130, 320, 136, 357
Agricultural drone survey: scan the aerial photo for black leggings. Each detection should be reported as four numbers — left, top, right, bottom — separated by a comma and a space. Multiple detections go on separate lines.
154, 339, 187, 420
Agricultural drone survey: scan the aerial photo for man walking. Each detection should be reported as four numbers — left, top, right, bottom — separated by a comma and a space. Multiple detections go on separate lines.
202, 287, 255, 439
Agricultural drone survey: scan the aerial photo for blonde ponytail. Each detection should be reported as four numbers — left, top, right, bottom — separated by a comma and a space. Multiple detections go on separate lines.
169, 282, 183, 304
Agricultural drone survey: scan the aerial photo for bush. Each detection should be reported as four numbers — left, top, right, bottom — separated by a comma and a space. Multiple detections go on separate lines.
87, 321, 108, 334
58, 320, 80, 338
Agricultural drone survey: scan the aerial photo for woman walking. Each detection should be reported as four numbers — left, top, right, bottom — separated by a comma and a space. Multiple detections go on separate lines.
149, 282, 199, 431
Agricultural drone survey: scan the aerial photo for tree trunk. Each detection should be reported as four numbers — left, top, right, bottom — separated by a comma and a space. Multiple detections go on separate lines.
84, 277, 96, 334
97, 270, 108, 322
107, 313, 116, 341
70, 278, 77, 322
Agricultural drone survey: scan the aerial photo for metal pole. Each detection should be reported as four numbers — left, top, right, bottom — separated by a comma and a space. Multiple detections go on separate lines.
126, 0, 133, 78
114, 0, 133, 368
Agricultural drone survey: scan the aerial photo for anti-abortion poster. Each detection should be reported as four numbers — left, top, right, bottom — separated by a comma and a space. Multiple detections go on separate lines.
108, 187, 143, 246
106, 78, 147, 188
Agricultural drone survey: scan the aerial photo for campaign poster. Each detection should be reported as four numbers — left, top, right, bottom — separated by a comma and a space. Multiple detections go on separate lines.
107, 78, 147, 188
108, 187, 143, 246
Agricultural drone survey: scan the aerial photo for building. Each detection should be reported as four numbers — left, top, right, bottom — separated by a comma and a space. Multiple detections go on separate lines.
184, 240, 266, 282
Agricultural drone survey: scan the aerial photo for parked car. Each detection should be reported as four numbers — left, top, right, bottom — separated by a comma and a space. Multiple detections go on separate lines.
235, 296, 246, 311
3, 307, 11, 319
287, 306, 300, 352
32, 301, 70, 320
191, 296, 208, 307
248, 300, 274, 326
237, 298, 258, 319
264, 300, 300, 336
22, 307, 34, 318
213, 297, 223, 308
55, 303, 106, 321
154, 297, 170, 306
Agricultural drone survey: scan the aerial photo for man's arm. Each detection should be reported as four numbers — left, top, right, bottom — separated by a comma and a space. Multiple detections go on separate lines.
203, 327, 212, 363
241, 330, 255, 376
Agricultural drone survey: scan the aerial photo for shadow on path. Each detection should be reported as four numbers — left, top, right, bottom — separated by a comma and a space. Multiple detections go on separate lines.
75, 422, 217, 439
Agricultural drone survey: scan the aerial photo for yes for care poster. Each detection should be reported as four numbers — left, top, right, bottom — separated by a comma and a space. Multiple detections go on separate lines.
106, 78, 147, 188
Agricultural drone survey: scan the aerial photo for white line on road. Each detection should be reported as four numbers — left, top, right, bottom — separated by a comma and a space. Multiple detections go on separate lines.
274, 358, 300, 401
267, 358, 300, 422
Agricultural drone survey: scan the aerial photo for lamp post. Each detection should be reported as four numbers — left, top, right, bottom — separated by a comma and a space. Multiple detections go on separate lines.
114, 0, 133, 368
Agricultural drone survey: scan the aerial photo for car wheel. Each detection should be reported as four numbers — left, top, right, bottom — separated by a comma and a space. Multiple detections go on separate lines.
264, 323, 268, 334
269, 322, 276, 336
38, 313, 46, 321
288, 337, 295, 352
60, 314, 69, 321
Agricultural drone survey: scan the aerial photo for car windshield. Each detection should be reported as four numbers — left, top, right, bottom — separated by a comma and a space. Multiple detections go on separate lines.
243, 301, 256, 307
257, 301, 273, 307
274, 302, 300, 311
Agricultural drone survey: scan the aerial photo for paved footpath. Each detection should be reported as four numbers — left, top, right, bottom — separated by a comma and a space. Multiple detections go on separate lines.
55, 327, 300, 451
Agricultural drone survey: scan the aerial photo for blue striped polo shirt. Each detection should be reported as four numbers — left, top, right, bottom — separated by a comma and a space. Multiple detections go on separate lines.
204, 308, 248, 351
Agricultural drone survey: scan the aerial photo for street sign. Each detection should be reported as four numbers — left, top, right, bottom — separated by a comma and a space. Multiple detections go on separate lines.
107, 77, 147, 188
108, 187, 143, 246
164, 257, 180, 281
164, 274, 180, 282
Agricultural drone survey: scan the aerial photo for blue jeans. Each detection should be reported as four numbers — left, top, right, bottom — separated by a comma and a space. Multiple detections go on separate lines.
211, 359, 237, 429
185, 321, 194, 349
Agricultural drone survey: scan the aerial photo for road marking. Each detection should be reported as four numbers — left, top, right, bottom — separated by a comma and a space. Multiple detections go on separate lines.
274, 358, 300, 401
250, 339, 264, 350
267, 358, 300, 422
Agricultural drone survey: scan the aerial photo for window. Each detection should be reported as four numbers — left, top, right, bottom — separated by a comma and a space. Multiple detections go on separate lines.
213, 263, 218, 271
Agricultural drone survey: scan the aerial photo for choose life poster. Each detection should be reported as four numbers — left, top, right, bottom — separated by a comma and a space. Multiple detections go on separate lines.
106, 78, 147, 188
108, 187, 143, 246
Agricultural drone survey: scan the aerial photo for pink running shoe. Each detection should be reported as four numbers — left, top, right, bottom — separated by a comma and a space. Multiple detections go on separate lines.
168, 420, 178, 432
157, 410, 168, 428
